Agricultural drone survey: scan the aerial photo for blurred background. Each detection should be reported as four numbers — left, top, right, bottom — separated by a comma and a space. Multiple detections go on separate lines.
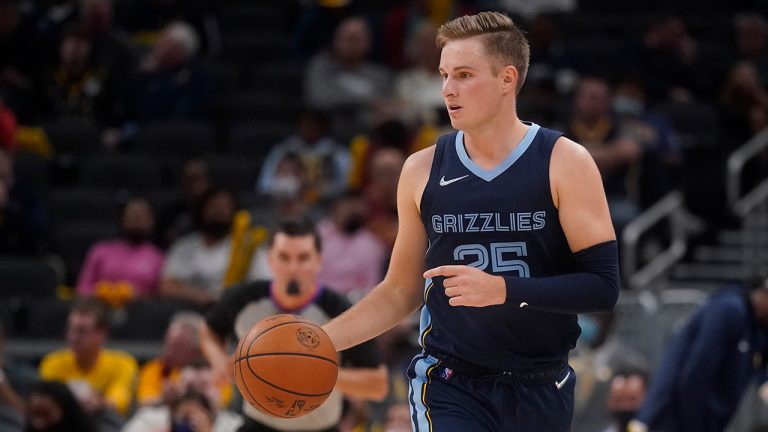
0, 0, 767, 431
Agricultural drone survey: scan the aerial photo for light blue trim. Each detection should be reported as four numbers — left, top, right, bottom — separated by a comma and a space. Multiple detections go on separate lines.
409, 355, 439, 432
455, 123, 540, 182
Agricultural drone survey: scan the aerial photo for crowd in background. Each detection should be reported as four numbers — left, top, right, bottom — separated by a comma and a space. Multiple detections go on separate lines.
0, 0, 767, 431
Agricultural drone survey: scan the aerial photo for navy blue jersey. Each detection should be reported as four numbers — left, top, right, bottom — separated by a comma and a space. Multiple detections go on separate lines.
418, 123, 580, 371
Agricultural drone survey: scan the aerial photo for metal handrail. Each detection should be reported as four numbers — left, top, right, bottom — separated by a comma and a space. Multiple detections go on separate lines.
622, 190, 687, 290
727, 127, 768, 217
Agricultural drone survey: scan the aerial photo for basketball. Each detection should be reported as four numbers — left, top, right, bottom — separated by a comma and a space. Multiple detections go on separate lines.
233, 314, 339, 418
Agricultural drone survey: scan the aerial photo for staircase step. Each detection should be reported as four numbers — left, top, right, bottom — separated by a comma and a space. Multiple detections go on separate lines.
692, 246, 768, 263
716, 230, 768, 246
671, 262, 749, 283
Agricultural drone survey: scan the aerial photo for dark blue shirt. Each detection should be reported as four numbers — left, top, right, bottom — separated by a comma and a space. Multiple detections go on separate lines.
418, 123, 580, 371
636, 287, 768, 432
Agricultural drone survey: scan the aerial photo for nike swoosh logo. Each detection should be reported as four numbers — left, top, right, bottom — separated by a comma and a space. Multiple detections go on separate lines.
439, 175, 469, 186
555, 370, 571, 389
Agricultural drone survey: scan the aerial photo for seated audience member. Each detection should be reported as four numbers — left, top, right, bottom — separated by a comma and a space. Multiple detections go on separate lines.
601, 368, 648, 432
157, 157, 213, 248
124, 365, 243, 432
137, 312, 232, 408
130, 21, 211, 122
257, 110, 350, 203
38, 299, 138, 420
161, 189, 269, 306
304, 16, 393, 141
77, 196, 165, 300
24, 381, 97, 432
317, 190, 387, 300
394, 20, 443, 127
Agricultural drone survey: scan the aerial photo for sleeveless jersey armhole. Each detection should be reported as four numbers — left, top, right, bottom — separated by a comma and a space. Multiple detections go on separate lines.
419, 134, 452, 217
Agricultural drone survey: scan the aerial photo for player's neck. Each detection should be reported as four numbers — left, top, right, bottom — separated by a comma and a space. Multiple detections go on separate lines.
463, 115, 528, 169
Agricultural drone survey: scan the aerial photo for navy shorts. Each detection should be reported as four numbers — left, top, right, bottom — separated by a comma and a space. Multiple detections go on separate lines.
406, 353, 575, 431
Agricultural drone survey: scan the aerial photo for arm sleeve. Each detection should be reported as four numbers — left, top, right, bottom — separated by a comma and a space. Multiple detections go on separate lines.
103, 354, 138, 416
504, 240, 619, 314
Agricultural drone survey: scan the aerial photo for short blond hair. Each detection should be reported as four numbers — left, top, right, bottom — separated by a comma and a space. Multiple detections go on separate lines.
436, 12, 529, 93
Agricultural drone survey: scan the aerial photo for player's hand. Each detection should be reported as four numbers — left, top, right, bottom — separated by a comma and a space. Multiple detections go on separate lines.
423, 266, 506, 307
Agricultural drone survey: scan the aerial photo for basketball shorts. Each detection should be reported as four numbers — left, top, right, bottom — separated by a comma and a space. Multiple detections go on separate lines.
406, 353, 575, 431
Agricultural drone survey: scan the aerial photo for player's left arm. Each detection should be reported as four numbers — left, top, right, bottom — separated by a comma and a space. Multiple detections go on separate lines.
425, 137, 619, 313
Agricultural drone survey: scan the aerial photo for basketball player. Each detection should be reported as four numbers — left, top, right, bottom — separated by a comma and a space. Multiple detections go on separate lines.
323, 11, 620, 431
200, 219, 388, 432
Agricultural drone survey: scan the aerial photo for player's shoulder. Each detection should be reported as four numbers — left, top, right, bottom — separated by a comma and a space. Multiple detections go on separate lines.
404, 144, 437, 174
552, 135, 593, 164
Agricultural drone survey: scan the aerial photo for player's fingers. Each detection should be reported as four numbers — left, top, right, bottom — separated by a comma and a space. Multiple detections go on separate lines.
448, 296, 466, 307
444, 286, 460, 297
424, 265, 465, 279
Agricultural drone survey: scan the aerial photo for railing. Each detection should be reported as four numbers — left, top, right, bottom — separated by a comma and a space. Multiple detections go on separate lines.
622, 190, 687, 290
727, 127, 768, 281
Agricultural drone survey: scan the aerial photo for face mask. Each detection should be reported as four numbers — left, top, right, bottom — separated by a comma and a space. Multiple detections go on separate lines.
613, 96, 643, 116
202, 221, 230, 238
270, 175, 301, 199
342, 215, 365, 234
612, 410, 636, 430
578, 315, 599, 346
122, 229, 149, 245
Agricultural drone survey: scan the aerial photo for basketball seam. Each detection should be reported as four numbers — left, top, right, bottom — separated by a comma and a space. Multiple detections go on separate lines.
237, 352, 338, 366
242, 354, 336, 398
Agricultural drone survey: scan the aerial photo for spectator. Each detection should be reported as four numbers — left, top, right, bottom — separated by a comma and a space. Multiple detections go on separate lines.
24, 381, 97, 432
394, 20, 444, 127
136, 312, 232, 409
317, 190, 387, 300
200, 218, 388, 432
734, 13, 768, 88
601, 368, 648, 432
719, 61, 768, 151
161, 189, 269, 306
630, 16, 702, 104
38, 299, 138, 421
157, 157, 212, 248
129, 21, 211, 123
565, 76, 643, 234
631, 279, 768, 432
33, 25, 122, 125
571, 312, 649, 432
304, 16, 393, 141
125, 365, 242, 432
363, 145, 405, 250
612, 77, 681, 207
257, 110, 351, 203
76, 196, 165, 299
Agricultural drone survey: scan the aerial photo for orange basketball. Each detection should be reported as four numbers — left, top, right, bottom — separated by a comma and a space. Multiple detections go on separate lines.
233, 314, 339, 418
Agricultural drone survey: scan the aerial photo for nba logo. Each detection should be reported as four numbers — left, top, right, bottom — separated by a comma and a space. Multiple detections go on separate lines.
439, 367, 455, 380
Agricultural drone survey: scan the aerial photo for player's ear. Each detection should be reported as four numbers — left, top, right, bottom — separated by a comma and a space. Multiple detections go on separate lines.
501, 65, 518, 94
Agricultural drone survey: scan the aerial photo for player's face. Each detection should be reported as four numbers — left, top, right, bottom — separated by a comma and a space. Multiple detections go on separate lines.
268, 233, 322, 294
439, 36, 506, 131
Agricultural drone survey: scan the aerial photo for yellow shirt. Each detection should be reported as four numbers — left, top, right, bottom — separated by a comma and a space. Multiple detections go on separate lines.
137, 358, 233, 408
39, 349, 138, 415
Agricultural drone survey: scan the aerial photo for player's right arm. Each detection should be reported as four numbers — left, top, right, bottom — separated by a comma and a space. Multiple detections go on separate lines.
323, 147, 434, 351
